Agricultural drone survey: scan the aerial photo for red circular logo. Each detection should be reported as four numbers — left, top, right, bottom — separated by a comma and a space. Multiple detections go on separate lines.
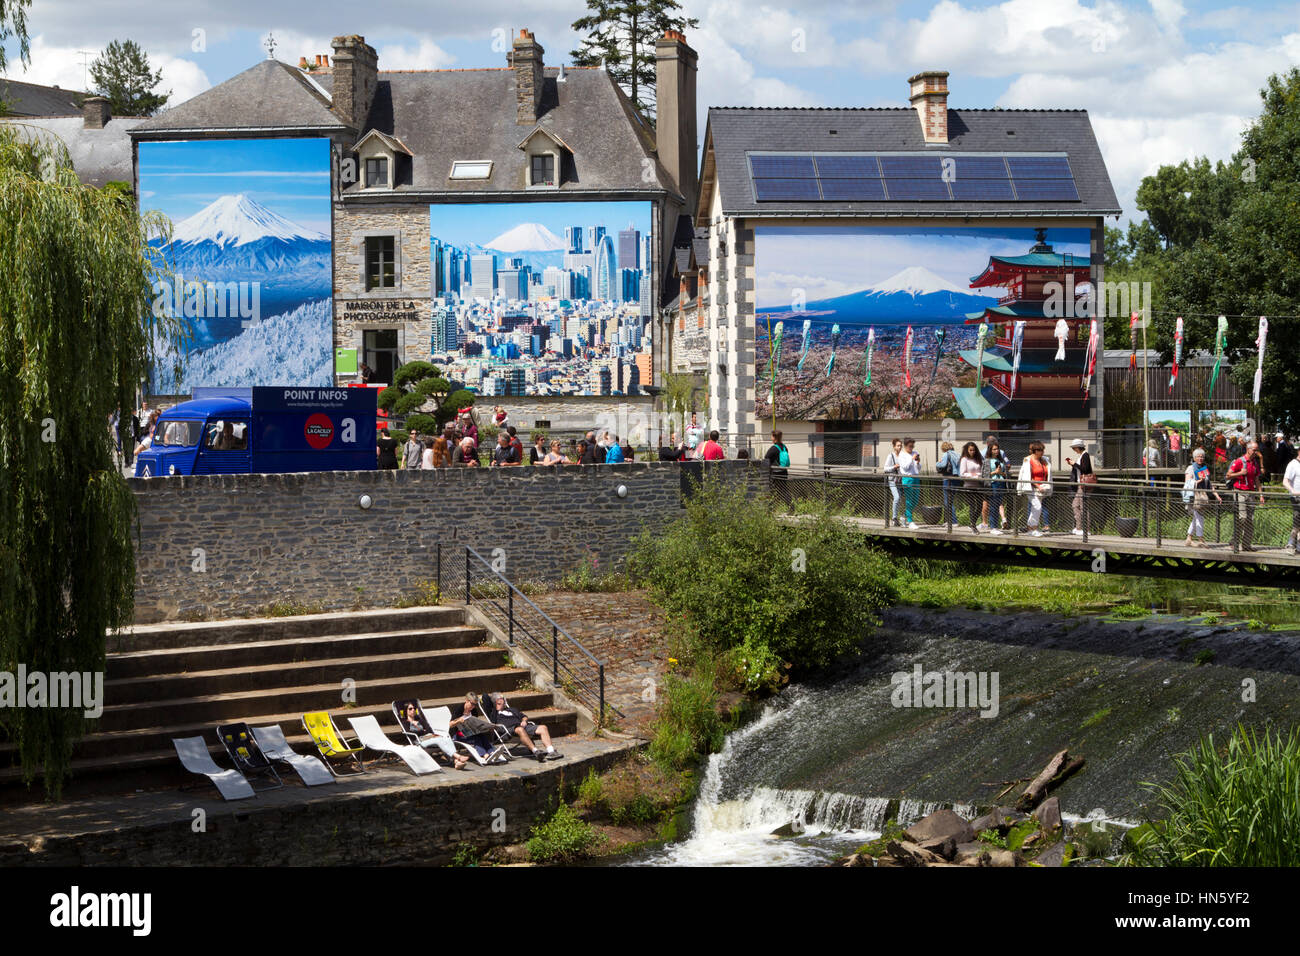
304, 413, 334, 449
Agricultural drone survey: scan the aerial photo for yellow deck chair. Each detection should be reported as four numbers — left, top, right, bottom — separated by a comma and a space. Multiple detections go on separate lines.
302, 711, 367, 776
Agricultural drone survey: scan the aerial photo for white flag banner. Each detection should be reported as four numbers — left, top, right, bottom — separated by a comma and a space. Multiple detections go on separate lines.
1254, 316, 1268, 404
1053, 318, 1069, 361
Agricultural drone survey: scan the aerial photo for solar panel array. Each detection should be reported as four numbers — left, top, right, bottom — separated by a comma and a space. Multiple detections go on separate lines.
749, 153, 1079, 203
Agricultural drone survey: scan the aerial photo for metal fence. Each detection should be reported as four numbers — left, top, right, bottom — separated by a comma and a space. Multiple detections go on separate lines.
442, 544, 616, 724
775, 469, 1300, 555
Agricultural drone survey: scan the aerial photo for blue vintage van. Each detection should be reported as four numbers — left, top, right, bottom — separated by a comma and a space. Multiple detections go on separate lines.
134, 387, 378, 477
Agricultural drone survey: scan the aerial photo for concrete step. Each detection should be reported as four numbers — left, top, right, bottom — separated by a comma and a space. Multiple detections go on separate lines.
89, 668, 534, 735
0, 705, 580, 798
104, 645, 509, 704
106, 625, 489, 680
111, 606, 466, 652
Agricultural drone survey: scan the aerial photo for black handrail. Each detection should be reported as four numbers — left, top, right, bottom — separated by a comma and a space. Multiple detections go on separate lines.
460, 545, 617, 725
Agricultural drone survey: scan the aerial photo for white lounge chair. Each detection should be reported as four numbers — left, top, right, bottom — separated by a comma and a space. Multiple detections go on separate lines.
251, 724, 336, 787
348, 714, 441, 775
427, 703, 510, 765
173, 736, 256, 800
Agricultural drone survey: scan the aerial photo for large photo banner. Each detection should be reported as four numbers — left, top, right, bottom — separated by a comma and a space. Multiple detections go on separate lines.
139, 138, 334, 392
755, 225, 1092, 421
429, 200, 653, 397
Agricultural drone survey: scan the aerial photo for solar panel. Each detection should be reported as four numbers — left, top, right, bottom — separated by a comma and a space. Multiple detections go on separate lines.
813, 155, 880, 178
1006, 156, 1073, 179
753, 177, 823, 200
950, 179, 1016, 201
819, 178, 887, 200
750, 155, 816, 178
941, 156, 1009, 179
1011, 179, 1080, 201
879, 155, 943, 178
883, 178, 949, 200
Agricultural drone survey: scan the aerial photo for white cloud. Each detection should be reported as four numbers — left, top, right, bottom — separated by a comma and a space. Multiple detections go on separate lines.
5, 34, 210, 108
374, 39, 456, 71
692, 23, 818, 109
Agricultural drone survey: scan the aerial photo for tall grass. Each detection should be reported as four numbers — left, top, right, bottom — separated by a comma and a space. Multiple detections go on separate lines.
1125, 724, 1300, 867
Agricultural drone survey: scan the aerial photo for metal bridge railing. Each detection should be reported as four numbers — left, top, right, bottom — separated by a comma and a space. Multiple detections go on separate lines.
441, 544, 617, 725
774, 468, 1300, 556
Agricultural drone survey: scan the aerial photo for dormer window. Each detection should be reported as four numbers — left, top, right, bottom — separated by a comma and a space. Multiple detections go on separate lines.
352, 130, 412, 191
530, 154, 555, 187
365, 157, 389, 188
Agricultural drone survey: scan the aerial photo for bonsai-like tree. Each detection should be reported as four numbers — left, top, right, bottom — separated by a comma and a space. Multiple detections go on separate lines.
376, 361, 474, 436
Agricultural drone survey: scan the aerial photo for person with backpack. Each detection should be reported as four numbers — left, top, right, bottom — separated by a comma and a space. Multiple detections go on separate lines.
936, 441, 961, 526
1224, 439, 1264, 551
700, 430, 726, 461
766, 430, 791, 508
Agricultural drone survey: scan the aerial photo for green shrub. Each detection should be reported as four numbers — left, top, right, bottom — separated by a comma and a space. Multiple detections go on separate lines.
628, 476, 897, 675
526, 802, 605, 864
559, 553, 631, 593
1124, 724, 1300, 866
649, 664, 729, 770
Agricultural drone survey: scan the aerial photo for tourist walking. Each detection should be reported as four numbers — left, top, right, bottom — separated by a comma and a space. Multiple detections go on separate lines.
1224, 439, 1264, 551
1284, 449, 1300, 555
958, 442, 983, 532
766, 430, 791, 509
981, 439, 1010, 534
899, 437, 921, 529
883, 438, 904, 527
1016, 441, 1053, 536
1183, 448, 1220, 547
1065, 439, 1096, 536
404, 430, 424, 471
936, 441, 961, 525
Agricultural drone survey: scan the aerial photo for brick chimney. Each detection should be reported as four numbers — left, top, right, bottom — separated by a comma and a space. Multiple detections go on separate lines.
82, 95, 111, 129
908, 70, 949, 144
512, 29, 544, 124
330, 35, 377, 129
655, 29, 699, 211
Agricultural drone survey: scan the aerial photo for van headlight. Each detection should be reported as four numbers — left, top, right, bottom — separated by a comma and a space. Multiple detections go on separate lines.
169, 464, 176, 475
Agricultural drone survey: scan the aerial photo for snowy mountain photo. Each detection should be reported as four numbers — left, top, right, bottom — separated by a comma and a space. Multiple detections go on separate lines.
483, 222, 566, 252
138, 138, 333, 390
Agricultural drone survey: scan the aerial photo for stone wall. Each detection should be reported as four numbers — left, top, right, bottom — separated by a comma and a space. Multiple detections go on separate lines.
130, 460, 764, 623
488, 395, 655, 438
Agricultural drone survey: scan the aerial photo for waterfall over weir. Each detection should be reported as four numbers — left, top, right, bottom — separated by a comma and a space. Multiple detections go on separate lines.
626, 615, 1300, 866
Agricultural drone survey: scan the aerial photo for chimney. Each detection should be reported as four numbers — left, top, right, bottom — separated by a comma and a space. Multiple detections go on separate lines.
82, 95, 111, 129
908, 70, 949, 145
298, 56, 309, 69
330, 35, 377, 129
655, 30, 699, 213
512, 29, 545, 124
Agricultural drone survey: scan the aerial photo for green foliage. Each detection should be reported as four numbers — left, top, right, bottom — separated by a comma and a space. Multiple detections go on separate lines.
0, 126, 184, 796
0, 0, 31, 73
261, 600, 326, 617
1110, 68, 1300, 430
448, 843, 480, 867
559, 553, 631, 592
377, 362, 470, 428
1081, 707, 1112, 729
649, 660, 731, 770
570, 0, 698, 119
90, 39, 170, 116
1125, 725, 1300, 866
628, 476, 898, 675
394, 580, 441, 608
526, 801, 605, 864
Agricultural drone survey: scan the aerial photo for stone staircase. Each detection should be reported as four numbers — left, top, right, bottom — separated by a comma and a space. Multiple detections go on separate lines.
0, 606, 578, 799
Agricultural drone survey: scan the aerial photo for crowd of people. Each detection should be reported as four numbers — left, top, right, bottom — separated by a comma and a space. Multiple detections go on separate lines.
868, 430, 1299, 555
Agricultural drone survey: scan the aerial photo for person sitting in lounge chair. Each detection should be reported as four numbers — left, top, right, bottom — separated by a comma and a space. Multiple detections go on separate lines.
449, 694, 507, 763
490, 692, 561, 762
400, 701, 469, 769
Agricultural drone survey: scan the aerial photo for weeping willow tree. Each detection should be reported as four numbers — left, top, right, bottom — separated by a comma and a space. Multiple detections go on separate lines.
0, 125, 180, 796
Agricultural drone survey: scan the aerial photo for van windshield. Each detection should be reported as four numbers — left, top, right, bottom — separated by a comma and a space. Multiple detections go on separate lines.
155, 420, 203, 447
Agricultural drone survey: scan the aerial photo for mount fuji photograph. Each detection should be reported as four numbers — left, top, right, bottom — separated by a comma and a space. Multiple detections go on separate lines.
138, 138, 333, 389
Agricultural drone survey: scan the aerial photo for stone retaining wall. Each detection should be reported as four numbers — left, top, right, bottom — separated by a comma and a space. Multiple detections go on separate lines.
130, 461, 764, 623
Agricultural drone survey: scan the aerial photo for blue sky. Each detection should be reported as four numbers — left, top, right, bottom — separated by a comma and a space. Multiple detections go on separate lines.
138, 138, 332, 233
431, 200, 652, 249
755, 225, 1092, 307
7, 1, 1300, 223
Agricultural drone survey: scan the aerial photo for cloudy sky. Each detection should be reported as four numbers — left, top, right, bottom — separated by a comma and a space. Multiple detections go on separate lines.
5, 0, 1299, 224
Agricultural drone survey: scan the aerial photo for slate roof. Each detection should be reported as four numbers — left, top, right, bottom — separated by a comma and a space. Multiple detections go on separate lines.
322, 67, 676, 198
0, 78, 83, 116
701, 107, 1121, 219
0, 116, 144, 187
131, 59, 347, 137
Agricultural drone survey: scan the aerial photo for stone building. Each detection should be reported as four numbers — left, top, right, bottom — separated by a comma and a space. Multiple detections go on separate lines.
667, 71, 1121, 463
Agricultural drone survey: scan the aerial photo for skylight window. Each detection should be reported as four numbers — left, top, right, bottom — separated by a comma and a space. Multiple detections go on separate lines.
449, 161, 493, 180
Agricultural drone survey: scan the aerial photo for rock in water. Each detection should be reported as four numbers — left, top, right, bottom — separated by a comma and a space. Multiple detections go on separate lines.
904, 809, 975, 846
1033, 796, 1063, 831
